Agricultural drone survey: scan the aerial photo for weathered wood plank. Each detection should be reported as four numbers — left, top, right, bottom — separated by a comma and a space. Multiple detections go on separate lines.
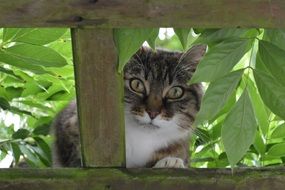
0, 0, 285, 28
1, 168, 285, 190
71, 28, 125, 167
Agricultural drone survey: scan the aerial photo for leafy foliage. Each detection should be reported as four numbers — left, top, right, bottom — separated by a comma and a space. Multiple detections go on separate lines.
0, 27, 284, 169
188, 28, 285, 168
190, 38, 253, 83
194, 69, 244, 126
173, 28, 191, 49
114, 28, 159, 72
0, 28, 74, 167
221, 89, 257, 167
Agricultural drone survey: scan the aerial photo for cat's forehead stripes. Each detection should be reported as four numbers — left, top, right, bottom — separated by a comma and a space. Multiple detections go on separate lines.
146, 51, 179, 82
124, 48, 183, 87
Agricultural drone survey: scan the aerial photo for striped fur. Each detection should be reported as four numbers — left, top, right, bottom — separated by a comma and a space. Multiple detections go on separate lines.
53, 45, 206, 168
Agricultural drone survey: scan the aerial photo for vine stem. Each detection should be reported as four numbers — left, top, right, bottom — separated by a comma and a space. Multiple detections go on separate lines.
244, 38, 258, 88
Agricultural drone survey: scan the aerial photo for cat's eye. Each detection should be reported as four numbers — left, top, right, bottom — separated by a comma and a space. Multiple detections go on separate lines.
130, 78, 145, 94
166, 86, 184, 99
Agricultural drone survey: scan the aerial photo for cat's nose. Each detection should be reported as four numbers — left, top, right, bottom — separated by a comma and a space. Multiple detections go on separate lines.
146, 110, 160, 120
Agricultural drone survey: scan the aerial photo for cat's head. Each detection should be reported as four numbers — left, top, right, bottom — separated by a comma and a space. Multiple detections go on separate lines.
123, 45, 206, 131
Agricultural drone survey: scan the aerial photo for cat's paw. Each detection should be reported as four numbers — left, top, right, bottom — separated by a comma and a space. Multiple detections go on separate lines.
153, 157, 185, 168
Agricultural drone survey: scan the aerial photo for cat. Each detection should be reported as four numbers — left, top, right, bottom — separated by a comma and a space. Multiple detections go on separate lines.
52, 45, 206, 168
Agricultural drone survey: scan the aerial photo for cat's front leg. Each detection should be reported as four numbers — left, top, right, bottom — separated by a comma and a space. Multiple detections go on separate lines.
153, 157, 185, 168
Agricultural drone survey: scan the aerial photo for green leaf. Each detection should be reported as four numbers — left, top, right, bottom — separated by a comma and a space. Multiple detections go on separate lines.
216, 152, 229, 167
222, 89, 257, 167
0, 86, 9, 100
194, 69, 243, 125
0, 142, 10, 155
246, 76, 269, 136
174, 28, 190, 49
0, 55, 43, 74
194, 128, 210, 145
19, 144, 38, 165
0, 66, 23, 80
192, 28, 205, 34
263, 29, 285, 51
36, 83, 68, 100
3, 28, 67, 45
48, 39, 72, 59
190, 39, 252, 83
10, 106, 33, 116
0, 97, 10, 110
21, 81, 48, 97
12, 129, 30, 139
253, 131, 266, 155
146, 28, 159, 49
258, 40, 285, 86
47, 90, 74, 101
5, 87, 24, 100
211, 122, 223, 140
114, 28, 157, 72
30, 146, 50, 167
267, 143, 285, 157
209, 91, 236, 124
3, 44, 67, 67
34, 137, 51, 162
10, 142, 21, 164
3, 28, 20, 42
255, 51, 269, 72
253, 70, 285, 120
192, 143, 218, 159
17, 99, 53, 112
194, 29, 259, 47
33, 124, 50, 136
271, 123, 285, 139
0, 151, 8, 162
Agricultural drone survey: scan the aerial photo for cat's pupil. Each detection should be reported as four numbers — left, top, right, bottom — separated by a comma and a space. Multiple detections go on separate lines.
136, 81, 140, 89
172, 89, 178, 97
136, 81, 143, 91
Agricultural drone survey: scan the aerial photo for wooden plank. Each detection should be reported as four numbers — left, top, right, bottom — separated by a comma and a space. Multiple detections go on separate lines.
1, 168, 285, 190
71, 28, 125, 167
0, 0, 285, 28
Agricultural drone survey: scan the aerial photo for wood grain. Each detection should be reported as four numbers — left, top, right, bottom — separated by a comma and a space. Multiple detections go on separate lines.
1, 168, 285, 190
0, 0, 285, 27
71, 28, 125, 167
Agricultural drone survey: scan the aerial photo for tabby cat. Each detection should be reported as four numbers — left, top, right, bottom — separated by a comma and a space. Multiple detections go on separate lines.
52, 45, 206, 168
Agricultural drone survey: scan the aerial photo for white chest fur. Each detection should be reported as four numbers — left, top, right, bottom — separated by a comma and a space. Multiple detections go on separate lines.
124, 110, 189, 168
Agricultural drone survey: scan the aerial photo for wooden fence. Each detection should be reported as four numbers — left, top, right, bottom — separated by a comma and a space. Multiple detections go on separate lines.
1, 1, 285, 189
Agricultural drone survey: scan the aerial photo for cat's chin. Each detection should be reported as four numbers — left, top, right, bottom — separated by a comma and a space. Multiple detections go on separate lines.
142, 123, 160, 129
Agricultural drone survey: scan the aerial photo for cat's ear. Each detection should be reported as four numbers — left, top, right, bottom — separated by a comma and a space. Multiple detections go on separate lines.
178, 44, 207, 72
136, 46, 151, 55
